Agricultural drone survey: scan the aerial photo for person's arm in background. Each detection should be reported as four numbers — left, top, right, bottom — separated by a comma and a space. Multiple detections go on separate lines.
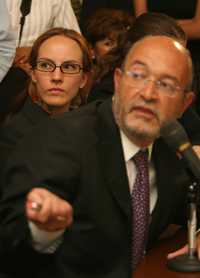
53, 0, 81, 33
133, 0, 147, 17
177, 0, 200, 40
0, 0, 16, 82
133, 0, 200, 40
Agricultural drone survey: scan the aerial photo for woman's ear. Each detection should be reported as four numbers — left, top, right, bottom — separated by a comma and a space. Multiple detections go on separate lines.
90, 46, 95, 60
30, 69, 37, 83
79, 72, 88, 89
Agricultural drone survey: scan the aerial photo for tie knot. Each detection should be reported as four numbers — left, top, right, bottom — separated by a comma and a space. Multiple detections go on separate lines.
132, 150, 148, 168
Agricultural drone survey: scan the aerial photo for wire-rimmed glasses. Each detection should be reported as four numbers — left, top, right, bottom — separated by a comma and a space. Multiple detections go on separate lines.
123, 70, 184, 97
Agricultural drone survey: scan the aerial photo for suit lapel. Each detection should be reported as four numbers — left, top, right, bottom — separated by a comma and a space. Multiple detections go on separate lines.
96, 100, 132, 221
94, 100, 190, 236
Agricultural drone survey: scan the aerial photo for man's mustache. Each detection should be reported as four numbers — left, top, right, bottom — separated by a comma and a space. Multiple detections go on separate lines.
126, 101, 160, 120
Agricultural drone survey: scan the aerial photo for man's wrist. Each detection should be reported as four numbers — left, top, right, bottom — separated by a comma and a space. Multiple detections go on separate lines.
28, 221, 65, 253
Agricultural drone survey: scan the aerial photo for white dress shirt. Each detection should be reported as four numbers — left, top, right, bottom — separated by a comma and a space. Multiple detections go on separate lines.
7, 0, 80, 47
120, 130, 157, 214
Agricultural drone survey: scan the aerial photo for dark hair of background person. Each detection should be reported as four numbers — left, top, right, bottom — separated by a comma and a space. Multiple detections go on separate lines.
83, 8, 134, 49
84, 8, 134, 100
80, 0, 134, 33
1, 27, 93, 124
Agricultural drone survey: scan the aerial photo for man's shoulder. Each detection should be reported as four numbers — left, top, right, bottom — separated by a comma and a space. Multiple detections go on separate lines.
18, 99, 112, 145
51, 99, 112, 130
67, 99, 109, 117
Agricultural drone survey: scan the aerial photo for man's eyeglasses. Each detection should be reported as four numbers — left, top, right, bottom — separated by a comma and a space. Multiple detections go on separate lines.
123, 70, 184, 97
35, 59, 83, 74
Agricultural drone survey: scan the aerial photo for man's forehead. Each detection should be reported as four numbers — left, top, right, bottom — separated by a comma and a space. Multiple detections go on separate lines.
127, 36, 185, 58
121, 35, 192, 90
124, 35, 187, 68
135, 35, 182, 47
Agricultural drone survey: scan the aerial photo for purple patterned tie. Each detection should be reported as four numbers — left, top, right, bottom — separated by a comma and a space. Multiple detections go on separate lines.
131, 150, 150, 270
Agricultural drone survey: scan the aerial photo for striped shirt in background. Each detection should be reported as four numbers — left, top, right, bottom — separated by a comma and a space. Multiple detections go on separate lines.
71, 0, 82, 22
0, 0, 16, 82
7, 0, 81, 47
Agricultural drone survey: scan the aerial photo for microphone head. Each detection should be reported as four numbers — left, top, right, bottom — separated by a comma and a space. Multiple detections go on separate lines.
160, 120, 189, 152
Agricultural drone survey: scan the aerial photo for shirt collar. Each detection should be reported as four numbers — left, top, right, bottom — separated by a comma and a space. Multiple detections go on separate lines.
120, 130, 153, 162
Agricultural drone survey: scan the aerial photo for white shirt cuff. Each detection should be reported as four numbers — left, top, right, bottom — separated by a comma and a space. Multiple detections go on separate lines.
28, 221, 65, 253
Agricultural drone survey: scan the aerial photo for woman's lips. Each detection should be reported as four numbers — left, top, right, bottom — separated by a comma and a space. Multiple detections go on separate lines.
48, 88, 65, 94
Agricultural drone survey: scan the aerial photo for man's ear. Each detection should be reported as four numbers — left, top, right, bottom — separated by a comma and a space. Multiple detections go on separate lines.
114, 68, 123, 96
183, 91, 195, 112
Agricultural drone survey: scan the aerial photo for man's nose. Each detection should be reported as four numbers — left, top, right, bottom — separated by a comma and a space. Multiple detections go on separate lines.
140, 79, 158, 100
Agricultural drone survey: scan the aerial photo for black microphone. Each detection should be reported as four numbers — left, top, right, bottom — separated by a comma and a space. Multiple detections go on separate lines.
160, 120, 200, 183
161, 120, 200, 273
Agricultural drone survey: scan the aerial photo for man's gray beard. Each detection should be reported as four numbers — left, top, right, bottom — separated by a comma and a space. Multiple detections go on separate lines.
122, 121, 160, 142
112, 98, 161, 141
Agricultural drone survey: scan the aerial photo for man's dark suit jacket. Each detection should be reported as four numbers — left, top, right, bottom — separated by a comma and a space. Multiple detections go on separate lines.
0, 99, 198, 278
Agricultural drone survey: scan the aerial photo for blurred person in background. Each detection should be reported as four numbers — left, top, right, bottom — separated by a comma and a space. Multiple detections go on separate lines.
80, 0, 134, 33
84, 8, 134, 64
84, 8, 134, 102
0, 0, 16, 82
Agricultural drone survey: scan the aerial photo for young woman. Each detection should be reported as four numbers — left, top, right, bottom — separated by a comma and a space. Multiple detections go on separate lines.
0, 27, 92, 166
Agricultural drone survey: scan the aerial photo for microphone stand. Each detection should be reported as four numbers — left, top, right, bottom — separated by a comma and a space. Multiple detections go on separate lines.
167, 181, 200, 272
